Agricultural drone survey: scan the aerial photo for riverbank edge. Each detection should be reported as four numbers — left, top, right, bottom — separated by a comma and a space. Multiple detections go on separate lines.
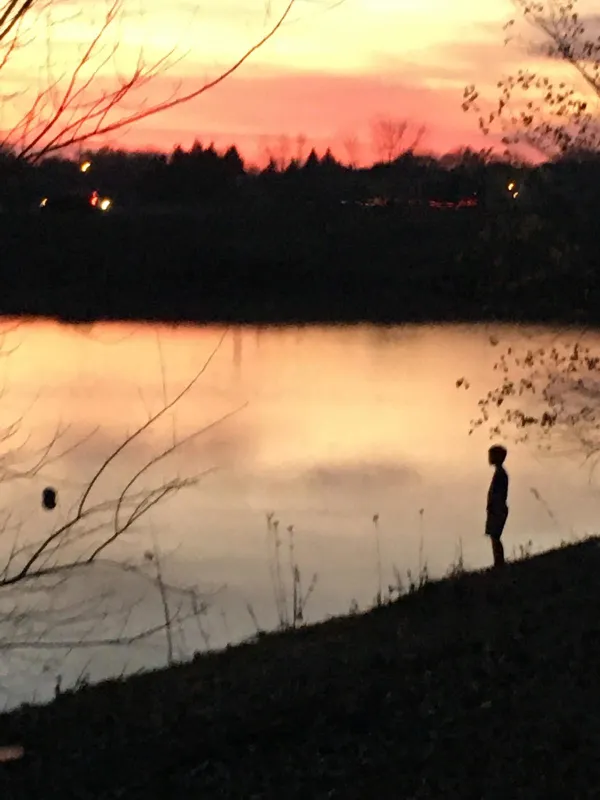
2, 536, 600, 798
0, 307, 596, 329
2, 207, 599, 327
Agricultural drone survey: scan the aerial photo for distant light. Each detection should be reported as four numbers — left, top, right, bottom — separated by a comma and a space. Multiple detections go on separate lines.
80, 161, 91, 173
99, 198, 111, 211
0, 745, 24, 762
507, 181, 515, 191
513, 191, 519, 199
39, 197, 47, 207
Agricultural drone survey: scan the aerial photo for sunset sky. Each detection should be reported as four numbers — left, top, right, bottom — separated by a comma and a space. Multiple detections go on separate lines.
114, 0, 516, 161
2, 0, 585, 163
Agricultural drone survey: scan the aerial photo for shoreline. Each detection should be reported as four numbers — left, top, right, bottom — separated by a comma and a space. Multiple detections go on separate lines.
1, 208, 598, 328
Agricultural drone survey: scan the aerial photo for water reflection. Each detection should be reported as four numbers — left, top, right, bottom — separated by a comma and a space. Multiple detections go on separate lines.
0, 320, 598, 707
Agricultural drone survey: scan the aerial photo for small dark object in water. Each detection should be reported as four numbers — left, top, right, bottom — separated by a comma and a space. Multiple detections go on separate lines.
42, 487, 57, 510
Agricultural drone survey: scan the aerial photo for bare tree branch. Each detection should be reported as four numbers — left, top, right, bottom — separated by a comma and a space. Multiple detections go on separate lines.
0, 0, 343, 162
370, 117, 426, 163
458, 331, 600, 465
463, 0, 600, 158
0, 329, 239, 675
0, 0, 36, 45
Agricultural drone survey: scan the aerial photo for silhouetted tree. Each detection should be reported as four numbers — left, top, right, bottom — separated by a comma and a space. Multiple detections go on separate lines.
276, 135, 292, 170
463, 0, 600, 158
342, 134, 361, 168
303, 148, 321, 172
223, 146, 245, 177
285, 158, 301, 174
8, 127, 600, 211
370, 118, 426, 163
294, 134, 308, 164
320, 148, 340, 168
459, 335, 600, 467
262, 157, 279, 177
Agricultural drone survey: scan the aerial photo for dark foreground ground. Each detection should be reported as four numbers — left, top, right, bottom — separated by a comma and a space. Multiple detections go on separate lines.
0, 203, 597, 326
2, 538, 600, 798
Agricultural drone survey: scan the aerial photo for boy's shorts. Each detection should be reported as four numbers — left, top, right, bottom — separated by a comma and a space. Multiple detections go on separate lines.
485, 509, 508, 540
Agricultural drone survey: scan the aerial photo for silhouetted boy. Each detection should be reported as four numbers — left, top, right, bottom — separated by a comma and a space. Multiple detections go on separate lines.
486, 445, 509, 568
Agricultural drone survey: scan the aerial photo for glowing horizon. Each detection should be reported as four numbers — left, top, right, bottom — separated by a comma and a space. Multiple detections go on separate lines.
1, 0, 583, 163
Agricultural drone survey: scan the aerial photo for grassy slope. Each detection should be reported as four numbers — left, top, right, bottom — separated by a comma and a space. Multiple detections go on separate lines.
2, 538, 600, 798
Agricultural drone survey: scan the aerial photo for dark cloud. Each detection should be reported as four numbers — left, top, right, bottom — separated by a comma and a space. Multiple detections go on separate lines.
304, 460, 420, 493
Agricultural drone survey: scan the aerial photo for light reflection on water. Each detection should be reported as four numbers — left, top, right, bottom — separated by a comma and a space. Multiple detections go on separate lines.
0, 320, 597, 707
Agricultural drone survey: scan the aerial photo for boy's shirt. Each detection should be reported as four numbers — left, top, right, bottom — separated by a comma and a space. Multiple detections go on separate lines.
487, 466, 508, 514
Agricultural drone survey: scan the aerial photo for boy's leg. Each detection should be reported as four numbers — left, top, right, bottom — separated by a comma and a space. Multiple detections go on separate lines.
486, 510, 507, 568
491, 536, 505, 568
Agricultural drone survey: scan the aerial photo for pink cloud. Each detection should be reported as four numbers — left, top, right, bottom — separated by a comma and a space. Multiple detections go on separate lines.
108, 67, 501, 162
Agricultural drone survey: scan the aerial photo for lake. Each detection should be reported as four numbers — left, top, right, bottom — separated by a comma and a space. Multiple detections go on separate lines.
0, 319, 597, 708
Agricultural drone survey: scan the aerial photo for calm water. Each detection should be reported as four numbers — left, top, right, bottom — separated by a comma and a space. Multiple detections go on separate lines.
0, 320, 598, 707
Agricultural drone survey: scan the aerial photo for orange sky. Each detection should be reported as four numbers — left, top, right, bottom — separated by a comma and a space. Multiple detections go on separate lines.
2, 0, 584, 163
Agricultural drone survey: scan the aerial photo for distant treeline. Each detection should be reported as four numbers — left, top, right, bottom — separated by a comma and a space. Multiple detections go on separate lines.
3, 141, 600, 214
0, 194, 597, 327
1, 141, 600, 327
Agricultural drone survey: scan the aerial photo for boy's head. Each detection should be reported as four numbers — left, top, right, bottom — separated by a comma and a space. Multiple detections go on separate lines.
488, 444, 507, 467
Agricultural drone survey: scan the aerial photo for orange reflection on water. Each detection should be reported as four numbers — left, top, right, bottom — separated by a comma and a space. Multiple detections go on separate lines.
1, 320, 600, 708
0, 320, 550, 470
